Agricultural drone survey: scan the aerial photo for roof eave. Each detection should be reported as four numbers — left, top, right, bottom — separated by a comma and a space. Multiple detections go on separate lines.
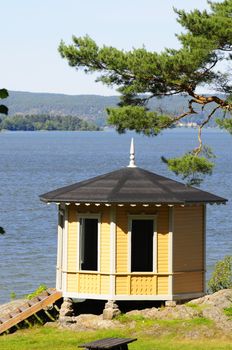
39, 197, 227, 205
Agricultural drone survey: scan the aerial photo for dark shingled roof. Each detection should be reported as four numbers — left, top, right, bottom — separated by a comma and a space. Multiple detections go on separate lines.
39, 167, 227, 204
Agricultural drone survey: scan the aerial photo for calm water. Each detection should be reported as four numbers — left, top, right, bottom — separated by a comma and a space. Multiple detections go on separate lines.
0, 130, 231, 304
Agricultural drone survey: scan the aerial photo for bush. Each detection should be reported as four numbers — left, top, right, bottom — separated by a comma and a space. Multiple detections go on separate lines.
0, 226, 5, 234
26, 284, 47, 299
208, 256, 232, 293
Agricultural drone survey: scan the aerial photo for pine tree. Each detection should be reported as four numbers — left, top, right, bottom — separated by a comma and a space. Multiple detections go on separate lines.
58, 0, 232, 184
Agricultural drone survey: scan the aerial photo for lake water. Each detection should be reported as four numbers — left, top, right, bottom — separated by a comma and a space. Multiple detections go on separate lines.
0, 129, 231, 304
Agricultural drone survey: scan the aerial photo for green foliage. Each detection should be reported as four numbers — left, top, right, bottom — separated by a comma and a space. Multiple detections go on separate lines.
10, 291, 16, 300
0, 315, 229, 350
107, 106, 172, 135
186, 303, 204, 312
0, 88, 9, 115
162, 153, 214, 186
189, 317, 213, 326
59, 0, 232, 183
0, 88, 9, 99
224, 306, 232, 319
208, 256, 232, 293
26, 284, 47, 300
58, 0, 232, 103
216, 118, 232, 133
0, 114, 100, 131
0, 226, 5, 234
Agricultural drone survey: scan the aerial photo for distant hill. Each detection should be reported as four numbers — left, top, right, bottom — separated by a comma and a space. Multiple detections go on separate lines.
5, 91, 119, 127
5, 91, 225, 127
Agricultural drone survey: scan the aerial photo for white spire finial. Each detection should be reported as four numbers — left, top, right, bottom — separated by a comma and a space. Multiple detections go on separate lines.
128, 138, 136, 167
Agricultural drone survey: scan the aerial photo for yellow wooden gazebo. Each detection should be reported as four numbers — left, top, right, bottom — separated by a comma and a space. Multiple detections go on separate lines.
40, 139, 226, 312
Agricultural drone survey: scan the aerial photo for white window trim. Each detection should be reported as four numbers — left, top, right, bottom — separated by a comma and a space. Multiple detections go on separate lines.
62, 206, 68, 293
56, 208, 65, 290
168, 207, 174, 295
77, 213, 101, 273
128, 215, 157, 273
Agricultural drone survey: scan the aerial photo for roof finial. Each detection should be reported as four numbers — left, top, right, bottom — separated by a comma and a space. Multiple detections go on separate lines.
128, 138, 136, 168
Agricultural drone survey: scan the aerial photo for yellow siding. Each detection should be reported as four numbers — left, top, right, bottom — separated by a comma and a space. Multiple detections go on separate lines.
67, 273, 77, 293
115, 205, 169, 274
173, 206, 204, 272
131, 275, 156, 295
100, 275, 110, 294
115, 276, 128, 294
100, 209, 110, 273
79, 273, 99, 294
67, 205, 77, 271
157, 207, 169, 273
65, 204, 172, 298
173, 205, 204, 294
157, 276, 169, 294
173, 272, 204, 293
116, 207, 128, 273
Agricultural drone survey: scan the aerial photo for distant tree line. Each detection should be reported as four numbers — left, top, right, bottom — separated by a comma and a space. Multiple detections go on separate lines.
6, 91, 225, 128
0, 114, 100, 131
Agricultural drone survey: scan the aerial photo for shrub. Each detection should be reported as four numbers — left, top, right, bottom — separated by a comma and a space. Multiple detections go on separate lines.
208, 256, 232, 293
26, 284, 47, 299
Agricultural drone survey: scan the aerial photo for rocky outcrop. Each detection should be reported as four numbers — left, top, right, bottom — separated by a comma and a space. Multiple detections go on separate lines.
56, 289, 232, 335
126, 304, 200, 320
57, 314, 122, 331
191, 289, 232, 309
191, 289, 232, 333
126, 289, 232, 333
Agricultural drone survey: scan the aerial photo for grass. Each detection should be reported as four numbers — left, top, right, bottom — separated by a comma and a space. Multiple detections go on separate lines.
185, 302, 207, 313
1, 316, 231, 350
1, 325, 232, 350
117, 313, 213, 328
224, 306, 232, 319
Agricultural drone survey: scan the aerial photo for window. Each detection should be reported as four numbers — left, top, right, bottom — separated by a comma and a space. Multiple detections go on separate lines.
58, 209, 65, 229
79, 217, 99, 271
130, 218, 155, 272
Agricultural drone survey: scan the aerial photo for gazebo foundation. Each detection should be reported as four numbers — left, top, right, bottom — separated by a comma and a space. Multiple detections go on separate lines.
103, 300, 121, 320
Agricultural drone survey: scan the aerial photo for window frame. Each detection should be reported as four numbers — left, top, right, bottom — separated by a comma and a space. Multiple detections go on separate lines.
77, 213, 101, 273
128, 215, 157, 273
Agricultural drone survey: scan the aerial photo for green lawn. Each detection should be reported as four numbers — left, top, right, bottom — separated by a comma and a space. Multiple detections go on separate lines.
1, 320, 232, 350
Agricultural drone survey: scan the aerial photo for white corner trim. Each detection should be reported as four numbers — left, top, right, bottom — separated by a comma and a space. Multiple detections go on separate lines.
168, 207, 174, 295
62, 205, 68, 293
56, 209, 65, 290
153, 219, 158, 274
110, 207, 116, 297
203, 204, 207, 294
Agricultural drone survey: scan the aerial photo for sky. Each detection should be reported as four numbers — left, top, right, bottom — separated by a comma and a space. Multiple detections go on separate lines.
2, 0, 212, 96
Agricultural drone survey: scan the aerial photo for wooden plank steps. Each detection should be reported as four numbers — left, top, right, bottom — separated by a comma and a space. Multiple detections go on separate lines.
0, 288, 62, 334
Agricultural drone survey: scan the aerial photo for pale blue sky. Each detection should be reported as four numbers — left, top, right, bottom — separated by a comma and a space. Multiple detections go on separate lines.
2, 0, 212, 95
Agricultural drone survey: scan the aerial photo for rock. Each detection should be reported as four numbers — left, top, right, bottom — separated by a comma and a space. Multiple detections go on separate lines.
191, 289, 232, 310
59, 298, 74, 317
54, 290, 232, 337
159, 305, 200, 320
126, 305, 199, 320
165, 301, 177, 307
58, 314, 122, 331
103, 300, 121, 320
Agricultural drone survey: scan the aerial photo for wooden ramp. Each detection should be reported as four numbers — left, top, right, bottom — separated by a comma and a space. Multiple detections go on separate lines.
0, 289, 62, 334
